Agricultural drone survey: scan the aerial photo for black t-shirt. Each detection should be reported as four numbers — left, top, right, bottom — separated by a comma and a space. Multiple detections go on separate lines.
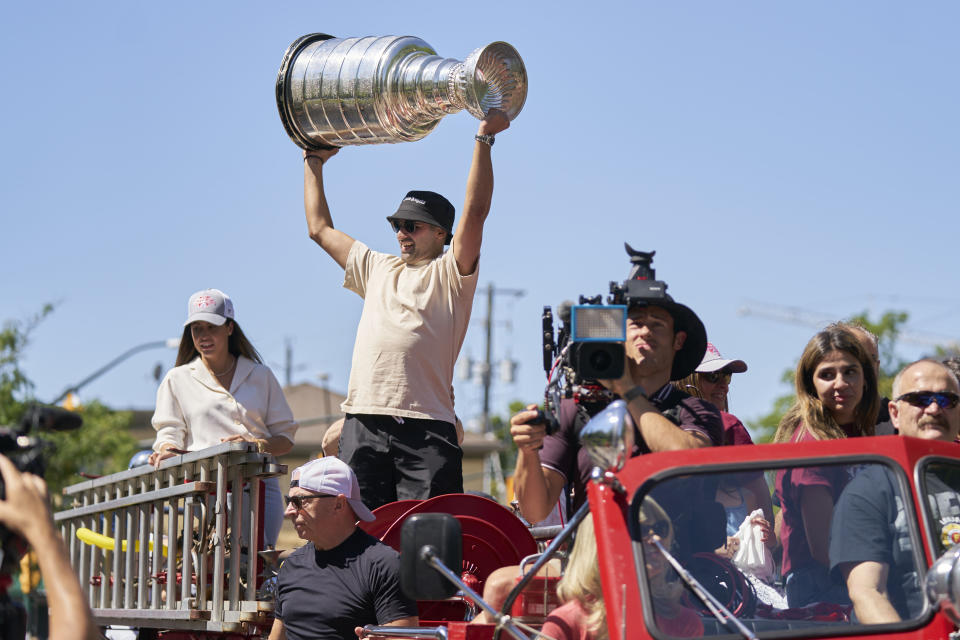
924, 471, 960, 555
875, 396, 895, 436
275, 529, 418, 640
829, 465, 948, 621
539, 384, 724, 514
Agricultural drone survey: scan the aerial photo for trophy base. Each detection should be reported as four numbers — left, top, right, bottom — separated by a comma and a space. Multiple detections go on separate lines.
276, 32, 339, 150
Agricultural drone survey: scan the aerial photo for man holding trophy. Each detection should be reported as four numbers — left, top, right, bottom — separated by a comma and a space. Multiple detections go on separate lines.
301, 108, 510, 510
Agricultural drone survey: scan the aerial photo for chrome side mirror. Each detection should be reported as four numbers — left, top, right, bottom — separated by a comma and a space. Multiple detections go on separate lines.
578, 399, 635, 471
925, 544, 960, 625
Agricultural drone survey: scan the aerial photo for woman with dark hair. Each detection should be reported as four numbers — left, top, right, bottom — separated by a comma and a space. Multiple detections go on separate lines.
773, 324, 879, 608
149, 289, 298, 546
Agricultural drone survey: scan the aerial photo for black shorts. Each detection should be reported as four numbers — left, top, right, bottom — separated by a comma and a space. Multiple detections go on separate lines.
339, 414, 463, 512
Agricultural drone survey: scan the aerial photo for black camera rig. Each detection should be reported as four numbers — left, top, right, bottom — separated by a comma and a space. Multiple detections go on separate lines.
0, 406, 81, 574
538, 244, 676, 432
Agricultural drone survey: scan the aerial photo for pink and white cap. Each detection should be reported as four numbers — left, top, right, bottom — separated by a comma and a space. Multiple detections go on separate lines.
291, 457, 375, 522
185, 289, 235, 327
696, 342, 748, 374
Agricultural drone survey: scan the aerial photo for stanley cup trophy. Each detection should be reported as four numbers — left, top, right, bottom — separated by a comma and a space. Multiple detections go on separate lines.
276, 33, 527, 149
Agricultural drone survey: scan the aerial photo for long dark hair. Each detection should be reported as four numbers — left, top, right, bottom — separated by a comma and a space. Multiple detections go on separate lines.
774, 325, 879, 443
175, 319, 263, 367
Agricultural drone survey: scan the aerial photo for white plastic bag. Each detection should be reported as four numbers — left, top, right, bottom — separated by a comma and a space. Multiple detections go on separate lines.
731, 508, 775, 582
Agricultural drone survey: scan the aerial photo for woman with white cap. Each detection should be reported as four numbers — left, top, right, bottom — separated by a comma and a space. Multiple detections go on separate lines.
675, 343, 750, 446
149, 288, 298, 546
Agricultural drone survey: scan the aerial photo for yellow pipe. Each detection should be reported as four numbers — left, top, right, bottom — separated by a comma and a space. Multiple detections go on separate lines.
76, 527, 168, 556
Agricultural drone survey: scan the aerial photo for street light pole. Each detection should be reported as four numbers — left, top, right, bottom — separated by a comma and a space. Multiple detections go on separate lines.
52, 338, 181, 405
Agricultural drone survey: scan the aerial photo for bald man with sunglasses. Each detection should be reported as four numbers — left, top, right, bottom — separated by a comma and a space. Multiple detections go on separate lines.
301, 109, 511, 510
830, 359, 960, 624
270, 457, 417, 640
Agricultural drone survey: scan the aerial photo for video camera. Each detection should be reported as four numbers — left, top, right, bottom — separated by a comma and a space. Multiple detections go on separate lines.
539, 244, 675, 431
0, 405, 81, 574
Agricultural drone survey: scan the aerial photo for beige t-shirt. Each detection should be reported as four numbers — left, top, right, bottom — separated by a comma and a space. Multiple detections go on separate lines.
341, 240, 478, 423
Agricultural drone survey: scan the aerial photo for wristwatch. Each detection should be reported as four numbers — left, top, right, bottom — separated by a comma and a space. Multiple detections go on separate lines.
623, 385, 648, 403
475, 133, 495, 147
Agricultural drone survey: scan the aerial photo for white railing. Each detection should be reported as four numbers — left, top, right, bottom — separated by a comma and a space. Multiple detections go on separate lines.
54, 442, 285, 634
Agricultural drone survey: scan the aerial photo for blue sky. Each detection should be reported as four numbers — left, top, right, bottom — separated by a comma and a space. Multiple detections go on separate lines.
2, 2, 957, 433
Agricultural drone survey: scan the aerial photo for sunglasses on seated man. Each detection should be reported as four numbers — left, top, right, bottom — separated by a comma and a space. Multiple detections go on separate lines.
895, 391, 960, 410
284, 494, 335, 511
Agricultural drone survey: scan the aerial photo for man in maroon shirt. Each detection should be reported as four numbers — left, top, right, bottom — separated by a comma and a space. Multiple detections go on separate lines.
511, 294, 722, 525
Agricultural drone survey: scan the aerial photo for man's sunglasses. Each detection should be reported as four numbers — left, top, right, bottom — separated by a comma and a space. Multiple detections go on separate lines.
390, 220, 420, 234
284, 494, 335, 511
896, 391, 960, 410
701, 371, 732, 384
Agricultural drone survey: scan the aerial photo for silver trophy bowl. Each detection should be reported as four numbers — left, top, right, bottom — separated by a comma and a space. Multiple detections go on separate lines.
276, 34, 527, 149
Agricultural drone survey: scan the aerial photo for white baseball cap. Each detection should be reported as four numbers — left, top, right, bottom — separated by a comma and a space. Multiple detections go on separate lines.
185, 289, 235, 327
291, 457, 375, 522
696, 342, 748, 374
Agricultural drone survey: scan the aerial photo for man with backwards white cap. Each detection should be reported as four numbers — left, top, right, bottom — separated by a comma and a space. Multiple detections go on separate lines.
269, 457, 418, 640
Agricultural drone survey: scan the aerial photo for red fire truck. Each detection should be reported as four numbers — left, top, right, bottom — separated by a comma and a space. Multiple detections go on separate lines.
374, 399, 960, 640
56, 400, 960, 640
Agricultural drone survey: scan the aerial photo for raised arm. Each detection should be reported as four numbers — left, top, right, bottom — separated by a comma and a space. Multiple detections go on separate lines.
303, 148, 355, 269
0, 455, 100, 640
452, 109, 511, 275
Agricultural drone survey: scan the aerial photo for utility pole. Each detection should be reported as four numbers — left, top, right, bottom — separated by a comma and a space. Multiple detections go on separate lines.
317, 372, 331, 428
475, 282, 523, 498
285, 338, 293, 387
481, 284, 493, 435
479, 282, 524, 434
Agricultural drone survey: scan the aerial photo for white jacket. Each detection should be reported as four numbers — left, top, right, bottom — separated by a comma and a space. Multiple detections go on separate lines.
152, 356, 297, 452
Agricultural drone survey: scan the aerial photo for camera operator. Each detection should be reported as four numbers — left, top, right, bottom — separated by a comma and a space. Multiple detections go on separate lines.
473, 286, 724, 623
512, 296, 722, 524
0, 454, 100, 640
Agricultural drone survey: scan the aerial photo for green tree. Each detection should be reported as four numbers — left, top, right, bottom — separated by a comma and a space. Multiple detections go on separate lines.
43, 401, 139, 498
1, 307, 138, 500
748, 310, 910, 443
491, 399, 531, 474
0, 305, 53, 425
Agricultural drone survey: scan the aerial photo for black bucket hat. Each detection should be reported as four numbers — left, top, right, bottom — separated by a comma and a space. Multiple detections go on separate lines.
386, 190, 455, 245
630, 295, 708, 381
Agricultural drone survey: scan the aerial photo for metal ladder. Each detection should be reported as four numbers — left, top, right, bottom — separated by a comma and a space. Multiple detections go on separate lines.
54, 442, 285, 634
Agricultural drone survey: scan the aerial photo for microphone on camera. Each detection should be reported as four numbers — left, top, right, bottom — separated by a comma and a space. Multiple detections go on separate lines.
20, 405, 83, 433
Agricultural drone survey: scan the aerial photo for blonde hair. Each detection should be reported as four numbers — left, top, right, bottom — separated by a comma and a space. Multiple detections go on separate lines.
556, 514, 608, 640
638, 498, 685, 608
773, 325, 879, 443
673, 372, 728, 411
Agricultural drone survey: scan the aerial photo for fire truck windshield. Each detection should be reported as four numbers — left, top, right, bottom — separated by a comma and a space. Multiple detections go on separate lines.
920, 459, 960, 557
630, 460, 931, 636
